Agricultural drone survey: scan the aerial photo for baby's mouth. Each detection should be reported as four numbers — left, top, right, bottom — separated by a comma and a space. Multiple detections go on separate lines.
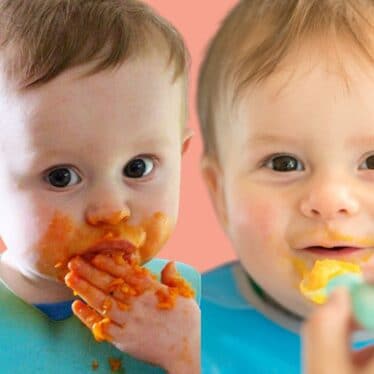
82, 239, 139, 263
302, 246, 364, 257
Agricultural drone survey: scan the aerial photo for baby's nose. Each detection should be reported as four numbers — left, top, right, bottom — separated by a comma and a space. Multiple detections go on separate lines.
299, 184, 359, 221
85, 206, 131, 226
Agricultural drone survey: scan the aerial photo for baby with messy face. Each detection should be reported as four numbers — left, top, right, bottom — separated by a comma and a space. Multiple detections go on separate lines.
0, 56, 187, 295
199, 9, 374, 321
0, 58, 199, 371
198, 0, 374, 372
0, 1, 199, 373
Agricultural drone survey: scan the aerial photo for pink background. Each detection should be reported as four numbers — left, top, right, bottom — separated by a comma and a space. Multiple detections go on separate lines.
0, 1, 238, 272
149, 0, 237, 272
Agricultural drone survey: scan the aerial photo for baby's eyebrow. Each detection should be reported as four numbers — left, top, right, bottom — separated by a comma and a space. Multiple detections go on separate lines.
348, 135, 374, 148
246, 133, 302, 147
132, 136, 174, 149
246, 134, 374, 149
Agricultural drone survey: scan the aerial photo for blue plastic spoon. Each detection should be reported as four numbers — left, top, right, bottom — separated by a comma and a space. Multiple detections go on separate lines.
326, 273, 374, 330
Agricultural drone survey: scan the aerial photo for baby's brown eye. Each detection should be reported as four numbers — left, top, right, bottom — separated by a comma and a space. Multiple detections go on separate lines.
123, 156, 154, 178
45, 167, 81, 188
362, 155, 374, 169
266, 155, 303, 172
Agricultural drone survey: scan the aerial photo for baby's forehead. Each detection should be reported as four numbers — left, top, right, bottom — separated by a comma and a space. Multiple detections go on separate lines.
0, 58, 184, 160
234, 50, 374, 117
213, 58, 374, 156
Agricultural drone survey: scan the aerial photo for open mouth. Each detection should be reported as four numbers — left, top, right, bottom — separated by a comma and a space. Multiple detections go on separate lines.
303, 246, 363, 256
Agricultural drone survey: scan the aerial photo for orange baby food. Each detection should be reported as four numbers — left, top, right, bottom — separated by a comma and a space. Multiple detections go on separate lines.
68, 250, 194, 343
108, 357, 122, 372
91, 359, 99, 370
300, 259, 361, 304
62, 210, 194, 345
40, 211, 171, 280
92, 318, 112, 342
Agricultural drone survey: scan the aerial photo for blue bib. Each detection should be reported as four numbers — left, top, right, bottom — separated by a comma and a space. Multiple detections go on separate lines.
0, 259, 200, 374
202, 262, 373, 374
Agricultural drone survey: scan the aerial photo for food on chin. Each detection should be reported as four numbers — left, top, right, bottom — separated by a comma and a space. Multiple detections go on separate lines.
299, 259, 361, 304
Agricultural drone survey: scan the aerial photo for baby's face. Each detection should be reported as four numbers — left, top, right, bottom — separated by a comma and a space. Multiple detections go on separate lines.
207, 51, 374, 317
0, 53, 186, 282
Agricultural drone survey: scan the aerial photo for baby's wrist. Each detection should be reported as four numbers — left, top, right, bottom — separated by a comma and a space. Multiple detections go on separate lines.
164, 357, 200, 374
163, 338, 200, 374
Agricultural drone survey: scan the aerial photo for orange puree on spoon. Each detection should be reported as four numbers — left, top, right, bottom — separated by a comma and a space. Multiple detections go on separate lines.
300, 259, 361, 304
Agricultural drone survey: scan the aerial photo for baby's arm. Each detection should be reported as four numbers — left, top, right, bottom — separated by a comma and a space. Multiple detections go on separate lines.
65, 256, 200, 374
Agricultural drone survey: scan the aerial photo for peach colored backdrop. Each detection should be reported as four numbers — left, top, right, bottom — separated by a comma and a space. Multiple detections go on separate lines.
149, 0, 237, 271
0, 1, 238, 272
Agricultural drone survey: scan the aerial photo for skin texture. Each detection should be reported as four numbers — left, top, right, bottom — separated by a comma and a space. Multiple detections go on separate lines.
0, 52, 199, 373
202, 46, 374, 319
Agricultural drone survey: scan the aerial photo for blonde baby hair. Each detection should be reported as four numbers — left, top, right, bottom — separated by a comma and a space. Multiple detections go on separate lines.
198, 0, 374, 159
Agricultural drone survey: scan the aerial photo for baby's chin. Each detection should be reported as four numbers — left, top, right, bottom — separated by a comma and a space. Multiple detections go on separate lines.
287, 295, 316, 319
24, 263, 64, 284
263, 286, 315, 319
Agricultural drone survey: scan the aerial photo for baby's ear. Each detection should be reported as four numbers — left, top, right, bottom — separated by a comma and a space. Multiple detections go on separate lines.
182, 127, 194, 155
201, 156, 228, 230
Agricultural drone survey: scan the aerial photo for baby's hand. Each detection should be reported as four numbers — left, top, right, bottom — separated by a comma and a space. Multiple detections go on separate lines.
302, 288, 374, 374
65, 256, 200, 374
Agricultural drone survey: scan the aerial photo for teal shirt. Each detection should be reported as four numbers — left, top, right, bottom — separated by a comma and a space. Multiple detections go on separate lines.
0, 259, 200, 374
202, 261, 374, 374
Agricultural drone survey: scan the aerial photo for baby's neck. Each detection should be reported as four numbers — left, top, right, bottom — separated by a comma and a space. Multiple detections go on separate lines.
0, 255, 74, 304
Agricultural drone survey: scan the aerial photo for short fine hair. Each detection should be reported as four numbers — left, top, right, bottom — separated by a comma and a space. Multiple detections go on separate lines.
0, 0, 189, 89
198, 0, 374, 159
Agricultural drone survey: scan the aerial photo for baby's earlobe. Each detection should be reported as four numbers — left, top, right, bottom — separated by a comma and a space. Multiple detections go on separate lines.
201, 157, 228, 229
182, 127, 194, 155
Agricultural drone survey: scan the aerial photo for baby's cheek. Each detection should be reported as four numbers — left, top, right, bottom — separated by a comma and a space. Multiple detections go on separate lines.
229, 195, 283, 241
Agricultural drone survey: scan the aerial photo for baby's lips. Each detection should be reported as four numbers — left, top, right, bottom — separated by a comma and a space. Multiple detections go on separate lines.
82, 239, 137, 261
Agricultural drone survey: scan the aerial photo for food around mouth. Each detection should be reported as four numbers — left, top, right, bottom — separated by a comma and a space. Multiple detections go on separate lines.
299, 258, 374, 330
45, 211, 171, 281
61, 211, 194, 342
299, 259, 362, 304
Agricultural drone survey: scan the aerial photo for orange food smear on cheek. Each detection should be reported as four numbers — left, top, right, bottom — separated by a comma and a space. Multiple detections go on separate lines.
138, 212, 171, 262
291, 257, 309, 278
37, 212, 74, 279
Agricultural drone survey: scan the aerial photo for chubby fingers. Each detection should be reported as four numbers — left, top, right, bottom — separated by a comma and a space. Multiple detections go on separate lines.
72, 299, 102, 329
68, 257, 115, 290
67, 257, 136, 303
302, 288, 353, 374
66, 272, 131, 325
92, 254, 157, 291
72, 300, 122, 343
